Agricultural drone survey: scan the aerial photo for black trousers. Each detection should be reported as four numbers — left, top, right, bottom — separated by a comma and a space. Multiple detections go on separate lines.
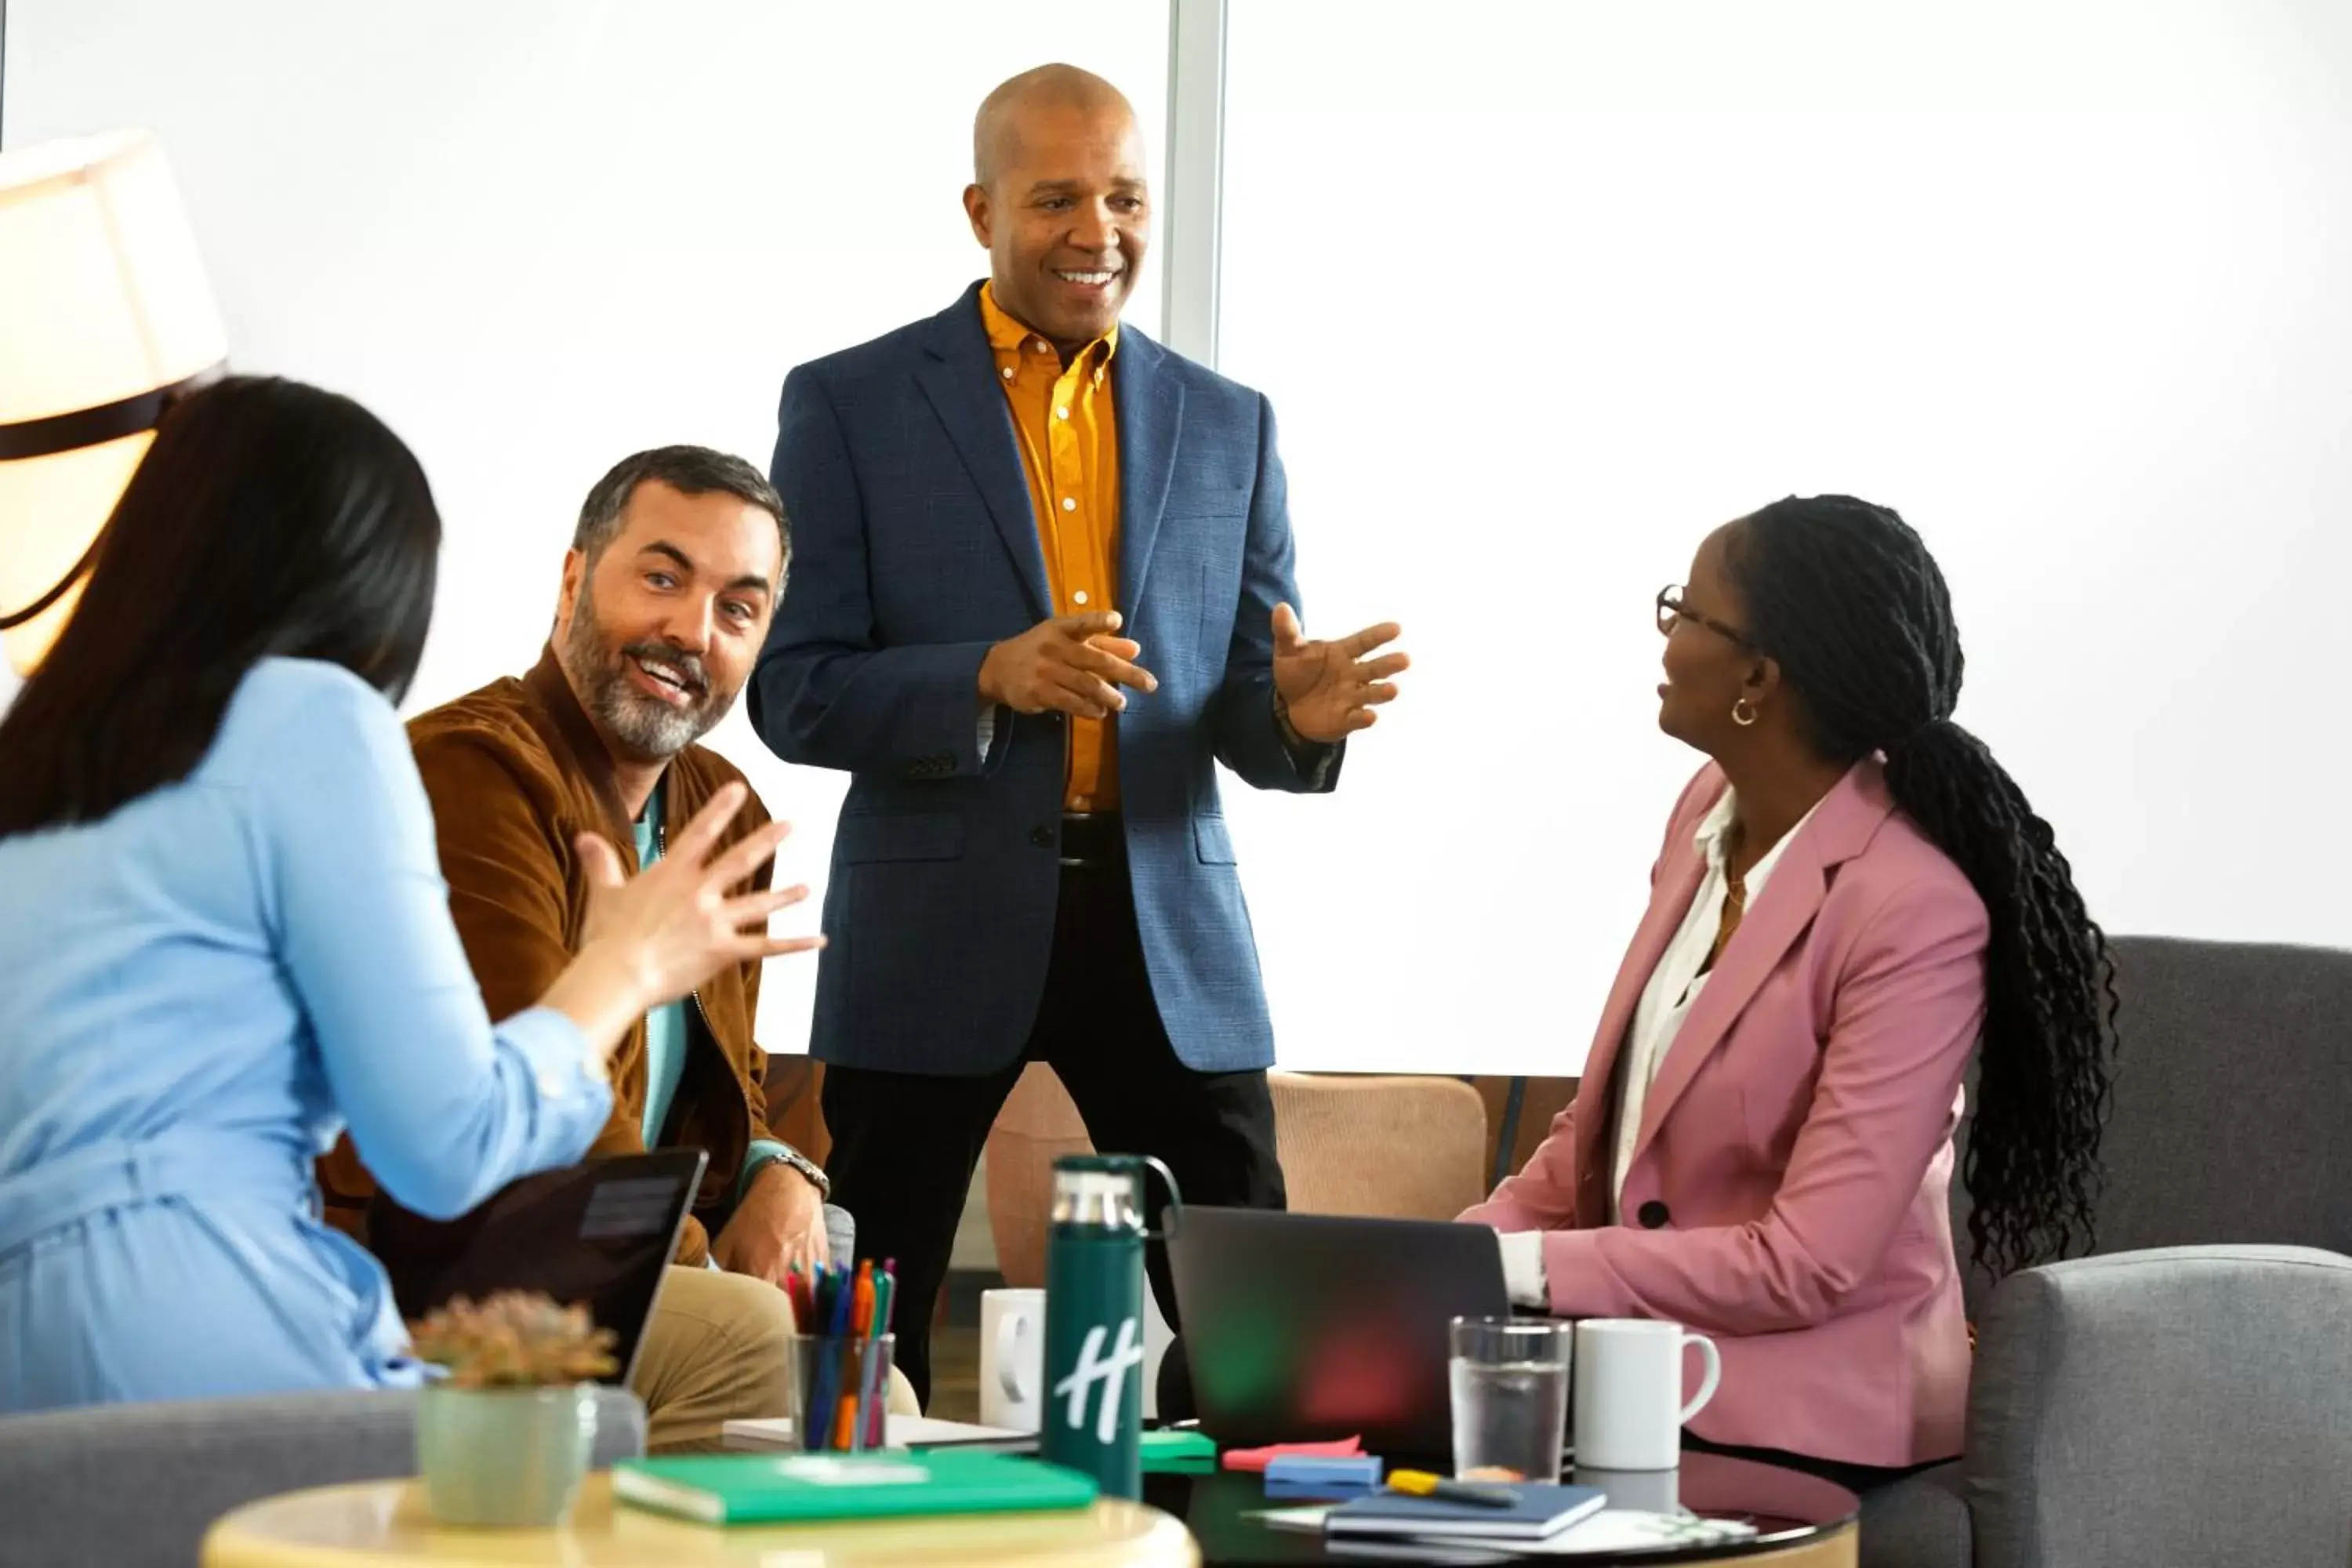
820, 829, 1287, 1406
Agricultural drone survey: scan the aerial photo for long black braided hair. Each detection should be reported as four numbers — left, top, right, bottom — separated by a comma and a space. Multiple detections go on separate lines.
1727, 495, 2116, 1279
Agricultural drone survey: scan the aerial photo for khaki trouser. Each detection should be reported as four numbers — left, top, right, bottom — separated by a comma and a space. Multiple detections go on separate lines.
628, 1266, 920, 1453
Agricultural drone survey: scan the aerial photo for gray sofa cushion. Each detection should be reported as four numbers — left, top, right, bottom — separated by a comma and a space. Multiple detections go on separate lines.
1860, 1461, 1970, 1568
2092, 939, 2352, 1255
1965, 1245, 2352, 1568
0, 1386, 644, 1568
1955, 936, 2352, 1317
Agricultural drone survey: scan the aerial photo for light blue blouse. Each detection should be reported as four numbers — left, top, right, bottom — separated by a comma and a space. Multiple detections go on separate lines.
0, 659, 614, 1412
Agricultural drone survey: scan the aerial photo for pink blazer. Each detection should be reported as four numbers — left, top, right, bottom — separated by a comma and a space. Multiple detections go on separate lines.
1462, 760, 1986, 1468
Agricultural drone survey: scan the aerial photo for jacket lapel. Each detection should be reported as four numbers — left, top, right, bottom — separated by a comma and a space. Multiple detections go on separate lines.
1575, 847, 1708, 1221
1570, 781, 1719, 1221
1628, 760, 1896, 1163
1581, 853, 1707, 1134
1114, 329, 1183, 612
915, 285, 1051, 620
521, 647, 633, 857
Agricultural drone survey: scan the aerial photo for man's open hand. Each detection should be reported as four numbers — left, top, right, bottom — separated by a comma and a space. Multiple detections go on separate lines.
1272, 603, 1407, 743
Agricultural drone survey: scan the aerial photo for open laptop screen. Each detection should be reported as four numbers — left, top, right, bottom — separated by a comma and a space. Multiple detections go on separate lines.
381, 1149, 706, 1386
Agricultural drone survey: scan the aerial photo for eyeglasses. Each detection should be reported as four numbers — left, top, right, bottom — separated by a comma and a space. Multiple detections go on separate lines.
1656, 585, 1755, 648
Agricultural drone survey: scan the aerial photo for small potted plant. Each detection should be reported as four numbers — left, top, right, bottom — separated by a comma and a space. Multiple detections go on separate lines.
407, 1290, 618, 1526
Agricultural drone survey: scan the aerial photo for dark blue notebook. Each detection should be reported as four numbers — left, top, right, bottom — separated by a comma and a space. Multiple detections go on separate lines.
1324, 1483, 1608, 1540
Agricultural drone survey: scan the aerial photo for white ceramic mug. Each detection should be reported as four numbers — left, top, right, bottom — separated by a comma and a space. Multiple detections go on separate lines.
978, 1287, 1046, 1432
1572, 1318, 1722, 1471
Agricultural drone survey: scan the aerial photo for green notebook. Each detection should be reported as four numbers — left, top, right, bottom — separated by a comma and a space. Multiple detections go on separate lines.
1139, 1428, 1218, 1473
612, 1450, 1099, 1526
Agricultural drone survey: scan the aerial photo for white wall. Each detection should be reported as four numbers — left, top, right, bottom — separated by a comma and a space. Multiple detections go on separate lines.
11, 2, 2350, 1079
1208, 0, 2352, 1073
5, 0, 1170, 1055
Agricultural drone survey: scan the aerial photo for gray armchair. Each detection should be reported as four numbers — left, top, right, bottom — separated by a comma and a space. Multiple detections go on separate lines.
0, 1386, 645, 1568
1864, 936, 2352, 1568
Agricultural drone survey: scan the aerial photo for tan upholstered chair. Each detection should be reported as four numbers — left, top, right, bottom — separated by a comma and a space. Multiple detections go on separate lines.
984, 1063, 1095, 1287
983, 1065, 1494, 1285
1269, 1072, 1489, 1221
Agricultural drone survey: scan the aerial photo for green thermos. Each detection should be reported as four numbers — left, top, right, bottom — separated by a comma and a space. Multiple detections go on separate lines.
1039, 1153, 1181, 1500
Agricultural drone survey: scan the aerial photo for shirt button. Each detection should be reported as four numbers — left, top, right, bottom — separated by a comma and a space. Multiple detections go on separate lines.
1033, 339, 1051, 354
1637, 1200, 1671, 1229
1056, 406, 1070, 420
1073, 590, 1089, 605
1062, 497, 1077, 512
1000, 366, 1014, 380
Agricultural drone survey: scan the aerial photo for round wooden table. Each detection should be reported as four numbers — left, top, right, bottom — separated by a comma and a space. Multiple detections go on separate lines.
201, 1474, 1200, 1568
1675, 1523, 1854, 1566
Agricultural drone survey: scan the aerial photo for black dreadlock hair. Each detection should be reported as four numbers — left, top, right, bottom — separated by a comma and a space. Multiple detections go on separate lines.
1728, 495, 2117, 1279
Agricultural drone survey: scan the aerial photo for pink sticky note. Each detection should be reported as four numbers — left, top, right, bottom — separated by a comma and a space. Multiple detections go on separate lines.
1219, 1436, 1365, 1473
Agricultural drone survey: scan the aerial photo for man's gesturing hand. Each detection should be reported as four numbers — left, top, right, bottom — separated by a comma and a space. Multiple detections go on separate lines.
978, 610, 1159, 720
1271, 602, 1408, 744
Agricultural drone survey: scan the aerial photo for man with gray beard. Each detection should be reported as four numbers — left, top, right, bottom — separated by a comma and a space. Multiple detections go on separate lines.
318, 446, 913, 1448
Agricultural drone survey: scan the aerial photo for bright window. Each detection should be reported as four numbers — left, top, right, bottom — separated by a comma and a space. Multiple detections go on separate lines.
1217, 0, 2352, 1072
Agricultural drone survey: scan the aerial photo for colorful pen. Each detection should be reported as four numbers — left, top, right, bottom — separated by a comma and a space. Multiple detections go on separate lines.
863, 1264, 895, 1446
1388, 1470, 1523, 1508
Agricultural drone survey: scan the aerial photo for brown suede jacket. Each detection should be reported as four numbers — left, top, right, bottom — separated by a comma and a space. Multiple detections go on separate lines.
318, 648, 785, 1269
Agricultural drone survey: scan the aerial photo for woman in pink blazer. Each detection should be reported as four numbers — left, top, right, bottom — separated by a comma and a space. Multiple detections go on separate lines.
1463, 495, 2114, 1486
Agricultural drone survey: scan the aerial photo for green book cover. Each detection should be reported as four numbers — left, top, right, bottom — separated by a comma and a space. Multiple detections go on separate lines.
612, 1449, 1100, 1526
1138, 1428, 1218, 1472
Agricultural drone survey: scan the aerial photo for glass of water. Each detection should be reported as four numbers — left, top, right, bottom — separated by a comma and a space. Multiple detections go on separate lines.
1449, 1316, 1573, 1483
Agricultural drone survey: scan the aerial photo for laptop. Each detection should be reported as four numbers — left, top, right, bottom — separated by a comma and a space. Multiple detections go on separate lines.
1168, 1207, 1512, 1460
379, 1149, 706, 1386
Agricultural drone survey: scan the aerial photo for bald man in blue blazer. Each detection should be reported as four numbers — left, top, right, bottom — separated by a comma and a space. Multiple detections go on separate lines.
750, 65, 1405, 1402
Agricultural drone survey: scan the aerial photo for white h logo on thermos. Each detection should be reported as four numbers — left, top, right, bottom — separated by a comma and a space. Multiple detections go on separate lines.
1052, 1317, 1145, 1443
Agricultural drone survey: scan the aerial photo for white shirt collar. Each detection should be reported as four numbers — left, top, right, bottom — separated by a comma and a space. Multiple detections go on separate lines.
1695, 785, 1823, 895
1695, 786, 1740, 860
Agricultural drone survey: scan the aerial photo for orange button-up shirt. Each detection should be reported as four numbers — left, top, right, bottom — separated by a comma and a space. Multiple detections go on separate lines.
979, 283, 1123, 812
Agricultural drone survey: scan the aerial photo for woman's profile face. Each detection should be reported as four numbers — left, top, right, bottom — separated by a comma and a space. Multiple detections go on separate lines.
1657, 524, 1760, 753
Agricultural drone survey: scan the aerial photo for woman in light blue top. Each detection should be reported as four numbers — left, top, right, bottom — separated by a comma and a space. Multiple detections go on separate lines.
0, 377, 819, 1412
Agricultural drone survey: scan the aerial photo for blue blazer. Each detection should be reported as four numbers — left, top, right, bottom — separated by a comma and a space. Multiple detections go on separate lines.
751, 282, 1341, 1076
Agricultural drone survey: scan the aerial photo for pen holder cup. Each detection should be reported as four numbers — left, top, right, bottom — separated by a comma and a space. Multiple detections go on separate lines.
785, 1332, 896, 1453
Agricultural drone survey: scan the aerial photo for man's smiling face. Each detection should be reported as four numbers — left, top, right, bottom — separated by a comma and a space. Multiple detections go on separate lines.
555, 477, 782, 764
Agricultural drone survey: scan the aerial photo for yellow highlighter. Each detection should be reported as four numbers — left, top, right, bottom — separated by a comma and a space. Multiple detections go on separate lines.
1387, 1469, 1523, 1508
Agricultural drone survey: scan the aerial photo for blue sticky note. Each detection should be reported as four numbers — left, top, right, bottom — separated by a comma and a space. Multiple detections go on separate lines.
1265, 1454, 1385, 1489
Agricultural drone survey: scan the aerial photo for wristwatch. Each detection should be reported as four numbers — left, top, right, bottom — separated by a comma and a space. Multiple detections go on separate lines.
746, 1145, 830, 1201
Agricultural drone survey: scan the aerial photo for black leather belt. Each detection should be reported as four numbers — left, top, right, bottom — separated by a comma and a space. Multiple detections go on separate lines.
1058, 811, 1124, 869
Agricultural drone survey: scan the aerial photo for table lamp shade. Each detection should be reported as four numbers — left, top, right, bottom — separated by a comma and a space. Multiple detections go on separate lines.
0, 129, 227, 674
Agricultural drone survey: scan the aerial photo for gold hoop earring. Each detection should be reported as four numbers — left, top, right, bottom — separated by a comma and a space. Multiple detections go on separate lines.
1732, 697, 1759, 728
